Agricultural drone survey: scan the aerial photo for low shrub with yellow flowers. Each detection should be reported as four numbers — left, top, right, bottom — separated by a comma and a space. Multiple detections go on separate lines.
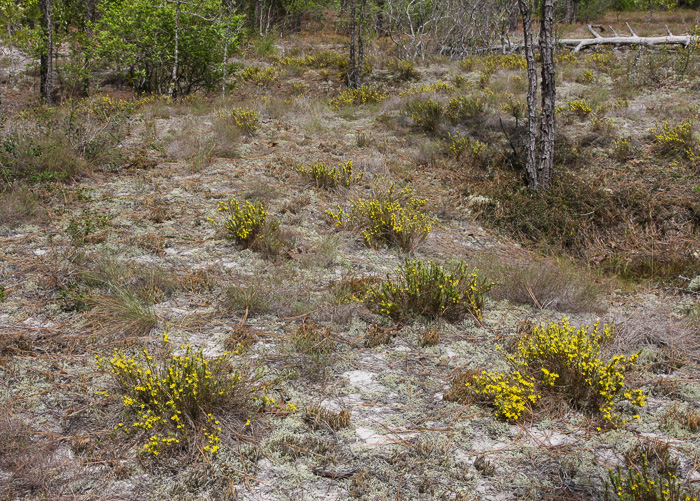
95, 333, 250, 457
328, 86, 387, 110
217, 197, 268, 245
296, 160, 363, 189
606, 454, 698, 501
649, 120, 695, 160
367, 258, 493, 321
326, 181, 435, 251
468, 319, 646, 424
442, 132, 486, 162
216, 107, 259, 136
404, 98, 444, 133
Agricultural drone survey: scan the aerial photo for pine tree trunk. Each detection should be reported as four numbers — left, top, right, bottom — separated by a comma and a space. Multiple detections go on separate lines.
169, 0, 180, 99
518, 0, 538, 190
348, 0, 358, 88
39, 0, 53, 105
538, 0, 556, 188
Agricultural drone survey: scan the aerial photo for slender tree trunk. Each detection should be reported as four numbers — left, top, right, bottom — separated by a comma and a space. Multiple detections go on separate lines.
518, 0, 538, 189
357, 0, 366, 87
39, 0, 53, 104
565, 0, 573, 23
538, 0, 556, 188
82, 0, 96, 96
169, 0, 180, 98
376, 0, 385, 36
222, 1, 234, 99
348, 0, 357, 87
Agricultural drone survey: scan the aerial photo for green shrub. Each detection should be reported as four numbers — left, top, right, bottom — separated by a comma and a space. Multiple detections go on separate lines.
326, 181, 434, 251
442, 132, 485, 162
445, 95, 484, 123
405, 98, 444, 133
296, 160, 363, 189
387, 57, 420, 81
96, 334, 252, 457
367, 259, 493, 321
468, 319, 646, 424
0, 134, 87, 184
328, 86, 387, 110
613, 136, 634, 161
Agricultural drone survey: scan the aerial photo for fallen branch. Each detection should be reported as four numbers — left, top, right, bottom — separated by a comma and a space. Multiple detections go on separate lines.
561, 24, 699, 53
488, 24, 699, 54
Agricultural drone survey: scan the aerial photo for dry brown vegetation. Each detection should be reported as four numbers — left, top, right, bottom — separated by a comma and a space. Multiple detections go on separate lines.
0, 8, 699, 501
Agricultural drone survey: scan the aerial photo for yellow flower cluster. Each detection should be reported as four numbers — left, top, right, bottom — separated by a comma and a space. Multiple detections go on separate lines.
469, 319, 646, 424
368, 258, 493, 321
217, 107, 259, 135
95, 334, 242, 457
296, 160, 363, 189
328, 86, 387, 110
239, 65, 279, 87
326, 182, 434, 251
650, 120, 695, 159
442, 132, 485, 161
218, 197, 267, 244
566, 99, 593, 119
399, 81, 456, 97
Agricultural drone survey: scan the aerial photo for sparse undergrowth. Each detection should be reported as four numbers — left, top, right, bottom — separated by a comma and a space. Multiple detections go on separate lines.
296, 160, 363, 189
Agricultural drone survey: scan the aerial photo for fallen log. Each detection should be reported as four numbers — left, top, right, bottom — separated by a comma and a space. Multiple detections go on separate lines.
486, 24, 698, 54
560, 24, 699, 53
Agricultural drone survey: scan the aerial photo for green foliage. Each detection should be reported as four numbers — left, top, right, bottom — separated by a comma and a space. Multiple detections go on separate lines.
387, 57, 420, 81
445, 95, 484, 123
296, 160, 363, 189
405, 98, 443, 133
606, 455, 697, 501
96, 334, 251, 457
613, 136, 634, 161
327, 181, 434, 251
67, 209, 113, 246
96, 0, 243, 95
367, 259, 492, 321
468, 319, 646, 423
328, 86, 387, 110
442, 132, 485, 162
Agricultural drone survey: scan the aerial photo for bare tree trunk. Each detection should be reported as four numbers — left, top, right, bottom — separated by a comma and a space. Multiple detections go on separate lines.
82, 0, 96, 96
169, 0, 180, 98
518, 0, 538, 190
357, 0, 366, 87
376, 0, 385, 36
348, 0, 357, 87
39, 0, 53, 104
565, 0, 573, 23
538, 0, 556, 188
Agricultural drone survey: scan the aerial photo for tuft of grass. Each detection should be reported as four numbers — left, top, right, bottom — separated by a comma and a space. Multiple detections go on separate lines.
304, 405, 350, 430
363, 322, 397, 348
289, 321, 336, 378
367, 258, 492, 321
660, 402, 700, 433
224, 277, 272, 316
420, 327, 440, 347
90, 284, 158, 338
387, 57, 420, 81
0, 185, 47, 228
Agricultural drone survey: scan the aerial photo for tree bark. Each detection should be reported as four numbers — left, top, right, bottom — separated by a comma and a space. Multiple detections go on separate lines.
169, 0, 180, 98
538, 0, 556, 188
518, 0, 539, 190
39, 0, 53, 104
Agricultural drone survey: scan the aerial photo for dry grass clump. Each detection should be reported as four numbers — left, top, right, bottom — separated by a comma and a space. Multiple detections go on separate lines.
612, 305, 699, 355
304, 405, 350, 430
363, 322, 397, 348
90, 285, 158, 338
0, 185, 47, 228
288, 321, 336, 378
331, 272, 381, 304
471, 253, 603, 313
443, 369, 481, 403
224, 277, 272, 316
660, 403, 700, 434
420, 327, 440, 347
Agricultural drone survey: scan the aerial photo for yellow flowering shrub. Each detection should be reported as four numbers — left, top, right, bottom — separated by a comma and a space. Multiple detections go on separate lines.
442, 132, 486, 162
404, 98, 444, 133
216, 107, 259, 136
468, 319, 646, 424
650, 120, 695, 159
566, 99, 593, 119
399, 81, 455, 96
96, 335, 246, 457
367, 258, 493, 321
607, 455, 698, 501
218, 197, 268, 245
296, 160, 363, 189
326, 181, 434, 251
328, 86, 387, 110
238, 65, 279, 87
445, 95, 484, 123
